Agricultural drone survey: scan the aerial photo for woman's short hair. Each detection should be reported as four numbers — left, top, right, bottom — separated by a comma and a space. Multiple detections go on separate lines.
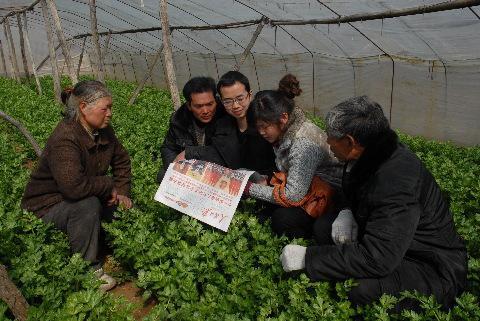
325, 96, 390, 147
61, 80, 111, 121
250, 74, 302, 123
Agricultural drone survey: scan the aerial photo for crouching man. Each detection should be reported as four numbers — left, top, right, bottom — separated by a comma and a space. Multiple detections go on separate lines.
280, 96, 467, 312
157, 76, 240, 182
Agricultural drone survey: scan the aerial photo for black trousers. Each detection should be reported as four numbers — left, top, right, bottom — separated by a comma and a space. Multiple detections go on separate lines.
257, 203, 338, 241
41, 196, 115, 270
310, 214, 459, 312
347, 258, 455, 312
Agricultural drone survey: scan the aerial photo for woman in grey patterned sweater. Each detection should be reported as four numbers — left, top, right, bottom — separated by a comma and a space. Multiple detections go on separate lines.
243, 75, 343, 239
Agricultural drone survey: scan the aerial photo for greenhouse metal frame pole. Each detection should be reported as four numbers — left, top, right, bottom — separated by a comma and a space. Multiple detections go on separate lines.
0, 39, 8, 77
102, 31, 111, 58
159, 0, 181, 110
46, 0, 78, 84
89, 0, 104, 82
0, 110, 42, 157
35, 43, 60, 72
16, 13, 30, 80
77, 37, 86, 79
21, 12, 42, 95
128, 44, 164, 105
3, 17, 20, 81
234, 17, 266, 71
40, 0, 61, 102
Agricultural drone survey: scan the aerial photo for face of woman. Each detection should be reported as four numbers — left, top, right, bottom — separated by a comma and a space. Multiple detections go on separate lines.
255, 113, 289, 144
256, 120, 283, 144
80, 96, 113, 130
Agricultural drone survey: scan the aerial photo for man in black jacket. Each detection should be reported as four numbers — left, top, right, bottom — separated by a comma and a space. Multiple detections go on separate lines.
157, 77, 241, 183
280, 96, 467, 311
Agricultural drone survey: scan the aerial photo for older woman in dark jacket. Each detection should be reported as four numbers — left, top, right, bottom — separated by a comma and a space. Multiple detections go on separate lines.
21, 80, 131, 291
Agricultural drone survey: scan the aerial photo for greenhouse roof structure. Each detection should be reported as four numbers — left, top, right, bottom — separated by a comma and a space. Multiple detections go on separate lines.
1, 0, 479, 145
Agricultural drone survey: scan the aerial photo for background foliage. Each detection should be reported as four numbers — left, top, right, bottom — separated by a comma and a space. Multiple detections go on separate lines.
0, 76, 478, 320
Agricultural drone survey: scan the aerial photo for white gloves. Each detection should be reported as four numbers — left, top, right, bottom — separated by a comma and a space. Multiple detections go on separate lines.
280, 244, 307, 272
331, 208, 358, 245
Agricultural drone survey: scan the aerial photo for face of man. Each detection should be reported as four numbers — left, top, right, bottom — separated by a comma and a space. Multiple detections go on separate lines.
326, 135, 365, 161
219, 81, 251, 119
187, 91, 217, 124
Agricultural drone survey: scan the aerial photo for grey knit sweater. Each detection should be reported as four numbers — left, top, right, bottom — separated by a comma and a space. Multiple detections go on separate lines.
249, 108, 342, 205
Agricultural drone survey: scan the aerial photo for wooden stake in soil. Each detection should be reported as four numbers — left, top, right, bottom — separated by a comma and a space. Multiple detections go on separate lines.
3, 17, 20, 81
21, 12, 42, 94
234, 18, 266, 71
40, 0, 61, 102
46, 0, 78, 84
128, 45, 164, 105
0, 39, 8, 77
16, 13, 30, 80
0, 110, 42, 157
0, 264, 29, 321
76, 37, 86, 79
89, 0, 104, 82
159, 0, 181, 110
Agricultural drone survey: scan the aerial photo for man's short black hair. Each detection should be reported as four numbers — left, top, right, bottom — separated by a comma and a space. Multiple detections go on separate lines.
182, 77, 217, 103
217, 71, 251, 95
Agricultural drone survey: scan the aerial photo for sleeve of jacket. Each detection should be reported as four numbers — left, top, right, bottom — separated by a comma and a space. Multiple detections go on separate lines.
47, 136, 114, 201
249, 139, 322, 204
110, 131, 131, 196
304, 167, 421, 280
160, 120, 182, 166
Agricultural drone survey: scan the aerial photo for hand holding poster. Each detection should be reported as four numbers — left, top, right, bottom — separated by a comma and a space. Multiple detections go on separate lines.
154, 159, 254, 232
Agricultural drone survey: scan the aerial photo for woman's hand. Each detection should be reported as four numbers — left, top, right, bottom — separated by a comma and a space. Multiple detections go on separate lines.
107, 188, 118, 207
117, 195, 133, 210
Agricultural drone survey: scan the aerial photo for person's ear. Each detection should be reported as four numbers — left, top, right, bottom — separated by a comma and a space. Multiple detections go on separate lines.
79, 101, 88, 116
279, 112, 289, 127
346, 134, 365, 159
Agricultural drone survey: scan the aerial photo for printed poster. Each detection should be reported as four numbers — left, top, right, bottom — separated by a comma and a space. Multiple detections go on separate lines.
154, 159, 254, 232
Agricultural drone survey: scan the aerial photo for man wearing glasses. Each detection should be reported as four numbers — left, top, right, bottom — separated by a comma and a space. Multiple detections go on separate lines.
157, 76, 241, 183
217, 71, 275, 177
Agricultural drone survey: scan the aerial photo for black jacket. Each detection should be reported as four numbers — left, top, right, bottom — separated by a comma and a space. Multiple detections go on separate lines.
238, 123, 276, 176
305, 130, 467, 298
160, 102, 241, 169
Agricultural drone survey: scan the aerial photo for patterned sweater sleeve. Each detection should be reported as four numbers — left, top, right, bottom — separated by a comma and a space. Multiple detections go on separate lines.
249, 138, 324, 204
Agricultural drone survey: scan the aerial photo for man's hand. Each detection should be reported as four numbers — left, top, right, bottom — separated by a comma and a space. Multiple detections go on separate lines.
280, 244, 307, 272
107, 188, 118, 207
173, 151, 186, 162
331, 209, 358, 245
117, 195, 133, 210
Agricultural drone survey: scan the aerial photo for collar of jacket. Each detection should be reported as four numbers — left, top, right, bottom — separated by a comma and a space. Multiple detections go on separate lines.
344, 128, 399, 193
70, 119, 111, 149
280, 107, 306, 143
171, 99, 226, 132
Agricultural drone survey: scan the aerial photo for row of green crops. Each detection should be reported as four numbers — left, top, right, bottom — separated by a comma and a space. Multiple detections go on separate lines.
1, 75, 479, 320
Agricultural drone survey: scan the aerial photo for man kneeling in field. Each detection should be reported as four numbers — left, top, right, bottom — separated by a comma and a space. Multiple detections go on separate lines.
280, 96, 467, 311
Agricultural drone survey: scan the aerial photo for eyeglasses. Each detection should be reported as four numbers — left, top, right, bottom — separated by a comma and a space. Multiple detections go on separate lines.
222, 92, 250, 108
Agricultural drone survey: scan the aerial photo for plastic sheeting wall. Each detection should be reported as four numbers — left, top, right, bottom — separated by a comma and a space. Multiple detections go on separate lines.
87, 49, 479, 146
1, 1, 479, 146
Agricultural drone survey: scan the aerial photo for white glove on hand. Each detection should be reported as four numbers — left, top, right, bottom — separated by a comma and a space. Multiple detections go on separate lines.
331, 209, 358, 245
280, 244, 307, 272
